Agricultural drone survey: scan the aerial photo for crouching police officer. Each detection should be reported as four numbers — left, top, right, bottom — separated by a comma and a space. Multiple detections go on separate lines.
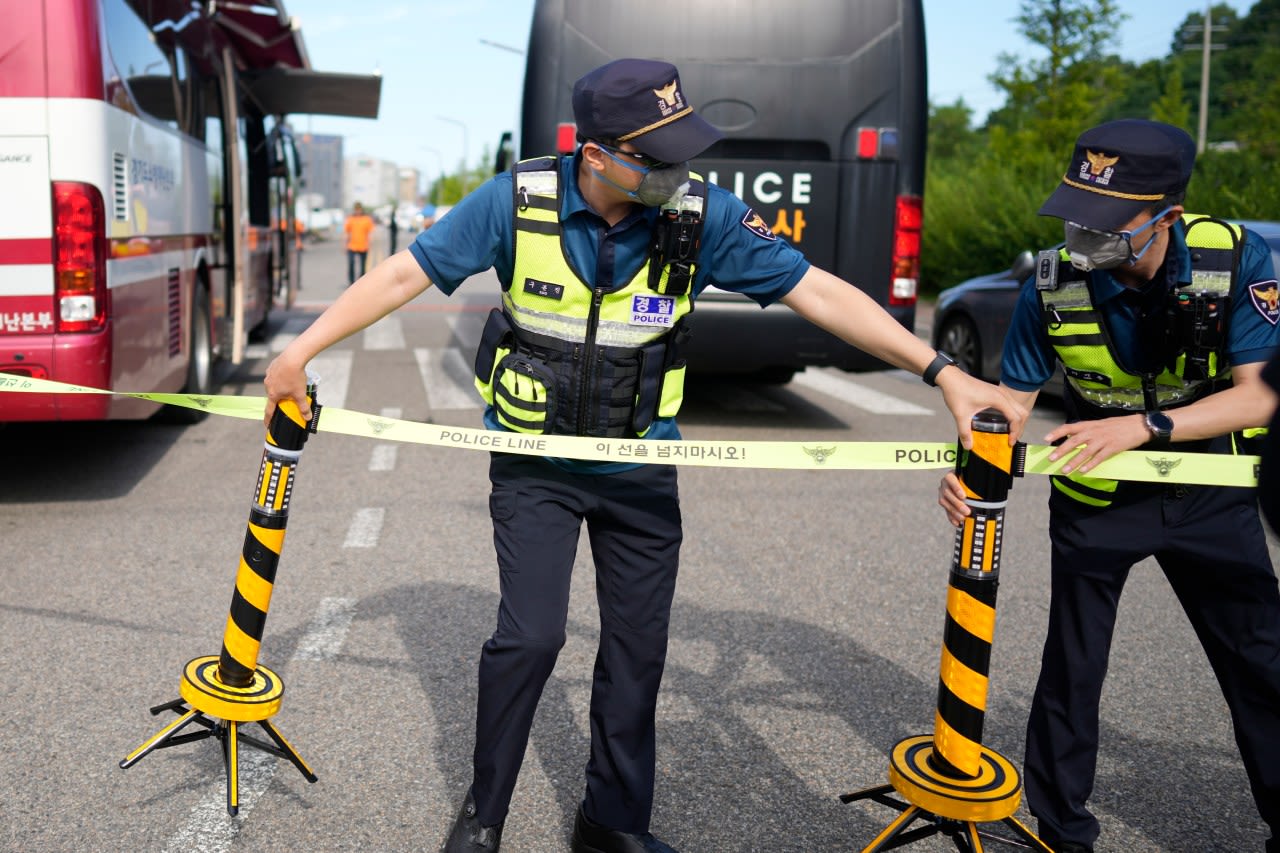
940, 119, 1280, 853
265, 59, 1026, 853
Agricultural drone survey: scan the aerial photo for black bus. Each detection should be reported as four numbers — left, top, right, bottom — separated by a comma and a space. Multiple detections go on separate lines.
514, 0, 927, 381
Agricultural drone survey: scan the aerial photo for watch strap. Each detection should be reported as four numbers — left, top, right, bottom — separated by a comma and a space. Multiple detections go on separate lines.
923, 351, 956, 387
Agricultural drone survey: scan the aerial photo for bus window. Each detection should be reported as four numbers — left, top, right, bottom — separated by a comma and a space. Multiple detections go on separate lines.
101, 0, 179, 127
243, 113, 270, 227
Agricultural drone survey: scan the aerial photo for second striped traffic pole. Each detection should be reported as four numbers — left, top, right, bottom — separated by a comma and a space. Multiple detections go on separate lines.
842, 409, 1051, 852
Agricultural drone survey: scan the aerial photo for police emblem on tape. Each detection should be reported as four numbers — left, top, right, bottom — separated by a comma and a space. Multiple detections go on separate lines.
631, 294, 675, 327
741, 209, 776, 241
1247, 279, 1279, 325
803, 445, 837, 464
1146, 456, 1182, 477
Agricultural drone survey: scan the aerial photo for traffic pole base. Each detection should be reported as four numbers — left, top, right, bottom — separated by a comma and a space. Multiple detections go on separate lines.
841, 735, 1052, 852
120, 656, 317, 816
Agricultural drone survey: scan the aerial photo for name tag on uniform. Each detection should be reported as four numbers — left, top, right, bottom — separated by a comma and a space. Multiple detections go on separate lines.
631, 294, 675, 327
523, 278, 564, 300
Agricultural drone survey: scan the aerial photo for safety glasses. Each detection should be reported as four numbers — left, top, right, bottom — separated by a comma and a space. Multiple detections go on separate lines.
590, 140, 673, 171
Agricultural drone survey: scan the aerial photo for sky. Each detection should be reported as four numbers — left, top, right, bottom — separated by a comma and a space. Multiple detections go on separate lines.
287, 0, 1251, 187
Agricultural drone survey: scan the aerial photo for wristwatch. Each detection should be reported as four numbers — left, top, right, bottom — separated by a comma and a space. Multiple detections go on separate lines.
922, 351, 958, 387
1144, 410, 1174, 443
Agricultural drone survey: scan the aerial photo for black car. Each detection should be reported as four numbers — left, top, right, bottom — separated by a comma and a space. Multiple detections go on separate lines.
931, 220, 1280, 386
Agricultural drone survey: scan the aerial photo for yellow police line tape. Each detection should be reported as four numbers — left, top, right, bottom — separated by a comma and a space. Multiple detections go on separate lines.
1, 375, 1260, 487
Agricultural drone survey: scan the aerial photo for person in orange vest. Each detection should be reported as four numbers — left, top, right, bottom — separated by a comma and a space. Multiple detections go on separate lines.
344, 202, 376, 284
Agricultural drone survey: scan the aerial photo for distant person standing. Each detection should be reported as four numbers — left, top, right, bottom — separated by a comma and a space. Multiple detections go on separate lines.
344, 202, 375, 284
388, 211, 400, 255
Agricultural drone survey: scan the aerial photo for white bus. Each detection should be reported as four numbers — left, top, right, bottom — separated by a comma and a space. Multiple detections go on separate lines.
0, 0, 379, 421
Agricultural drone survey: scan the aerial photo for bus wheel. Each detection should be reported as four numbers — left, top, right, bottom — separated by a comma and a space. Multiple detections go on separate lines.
158, 284, 213, 424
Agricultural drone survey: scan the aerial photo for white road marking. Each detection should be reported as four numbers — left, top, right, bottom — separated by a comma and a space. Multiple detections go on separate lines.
292, 597, 358, 662
369, 445, 397, 471
161, 751, 277, 853
343, 507, 385, 549
369, 407, 401, 472
792, 368, 933, 415
414, 347, 482, 410
363, 315, 406, 350
162, 597, 358, 852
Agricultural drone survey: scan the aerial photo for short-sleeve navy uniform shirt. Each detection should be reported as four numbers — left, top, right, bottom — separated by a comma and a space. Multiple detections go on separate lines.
408, 151, 812, 472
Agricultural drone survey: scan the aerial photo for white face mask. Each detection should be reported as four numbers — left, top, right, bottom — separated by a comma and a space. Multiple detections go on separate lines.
1064, 207, 1171, 271
591, 144, 690, 207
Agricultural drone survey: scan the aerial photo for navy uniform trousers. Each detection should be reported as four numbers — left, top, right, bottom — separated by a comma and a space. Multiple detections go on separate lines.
470, 452, 682, 833
1025, 481, 1280, 851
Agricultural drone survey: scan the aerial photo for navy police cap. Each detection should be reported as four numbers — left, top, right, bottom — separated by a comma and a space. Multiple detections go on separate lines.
572, 59, 723, 164
1039, 119, 1196, 231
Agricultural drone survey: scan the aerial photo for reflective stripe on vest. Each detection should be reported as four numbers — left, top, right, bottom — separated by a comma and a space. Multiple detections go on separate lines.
473, 156, 701, 438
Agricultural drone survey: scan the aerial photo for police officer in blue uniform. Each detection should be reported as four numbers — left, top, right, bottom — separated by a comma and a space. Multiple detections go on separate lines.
941, 120, 1280, 853
266, 59, 1026, 853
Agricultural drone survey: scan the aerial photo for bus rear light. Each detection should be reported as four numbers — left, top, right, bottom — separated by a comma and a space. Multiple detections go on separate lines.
890, 194, 922, 306
52, 181, 108, 332
856, 127, 879, 159
556, 121, 578, 154
855, 127, 900, 161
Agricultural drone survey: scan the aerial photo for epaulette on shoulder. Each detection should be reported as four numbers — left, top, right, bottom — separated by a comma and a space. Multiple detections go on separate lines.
515, 155, 557, 174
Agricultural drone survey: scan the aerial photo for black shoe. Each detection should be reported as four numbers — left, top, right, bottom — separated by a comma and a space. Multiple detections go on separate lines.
1051, 843, 1092, 853
570, 805, 677, 853
442, 790, 504, 853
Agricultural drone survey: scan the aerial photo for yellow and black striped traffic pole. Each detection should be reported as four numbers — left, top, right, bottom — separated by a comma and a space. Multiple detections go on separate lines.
120, 379, 321, 816
842, 409, 1051, 852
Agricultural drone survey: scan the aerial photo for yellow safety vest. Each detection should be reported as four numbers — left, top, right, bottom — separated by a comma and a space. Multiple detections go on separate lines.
473, 156, 704, 438
1038, 214, 1243, 506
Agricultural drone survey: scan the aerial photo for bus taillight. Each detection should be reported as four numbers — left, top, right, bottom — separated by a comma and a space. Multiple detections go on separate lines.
556, 122, 577, 154
890, 194, 922, 307
52, 181, 108, 333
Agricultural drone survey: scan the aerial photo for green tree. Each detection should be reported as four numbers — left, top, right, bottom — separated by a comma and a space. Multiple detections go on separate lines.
922, 0, 1129, 292
1150, 59, 1192, 131
986, 0, 1128, 157
927, 99, 981, 162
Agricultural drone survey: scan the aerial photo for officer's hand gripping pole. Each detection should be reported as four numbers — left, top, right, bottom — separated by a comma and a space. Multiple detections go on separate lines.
120, 379, 322, 816
841, 410, 1052, 852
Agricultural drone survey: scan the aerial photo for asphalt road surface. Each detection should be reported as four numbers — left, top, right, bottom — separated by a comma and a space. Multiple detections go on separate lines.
2, 232, 1276, 852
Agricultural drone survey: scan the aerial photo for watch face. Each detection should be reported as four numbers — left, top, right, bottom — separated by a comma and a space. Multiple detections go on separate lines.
1147, 412, 1173, 436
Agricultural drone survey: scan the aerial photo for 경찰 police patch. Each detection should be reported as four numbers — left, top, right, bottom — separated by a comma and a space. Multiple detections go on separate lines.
631, 294, 676, 327
741, 209, 776, 241
1247, 279, 1279, 325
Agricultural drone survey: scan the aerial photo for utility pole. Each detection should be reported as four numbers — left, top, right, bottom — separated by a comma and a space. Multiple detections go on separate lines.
1183, 3, 1228, 154
1197, 5, 1212, 154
